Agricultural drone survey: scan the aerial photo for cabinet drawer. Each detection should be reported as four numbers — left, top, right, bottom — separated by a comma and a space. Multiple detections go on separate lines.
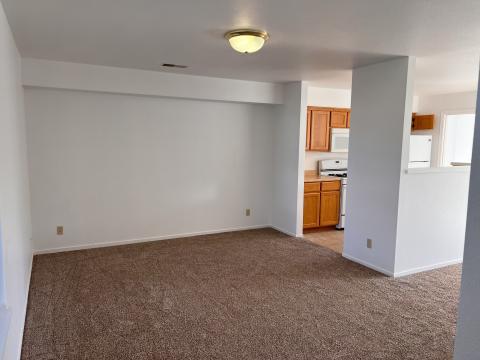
321, 181, 341, 191
304, 182, 321, 193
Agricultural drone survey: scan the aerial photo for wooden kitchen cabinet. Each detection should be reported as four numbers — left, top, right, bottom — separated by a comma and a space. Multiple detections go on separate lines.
303, 193, 321, 229
303, 180, 341, 229
310, 109, 331, 151
319, 190, 340, 226
330, 109, 349, 128
305, 107, 351, 151
306, 110, 311, 150
412, 114, 434, 131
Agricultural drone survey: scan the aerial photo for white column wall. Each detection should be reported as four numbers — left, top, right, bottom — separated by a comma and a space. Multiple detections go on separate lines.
343, 57, 415, 275
453, 72, 480, 359
0, 2, 33, 358
272, 82, 308, 236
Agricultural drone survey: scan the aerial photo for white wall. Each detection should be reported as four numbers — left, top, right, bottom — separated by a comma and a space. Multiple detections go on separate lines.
304, 87, 351, 170
272, 82, 307, 236
344, 74, 473, 276
25, 88, 275, 252
343, 57, 415, 275
22, 58, 284, 105
416, 91, 477, 166
307, 86, 351, 108
0, 2, 33, 359
388, 92, 477, 277
395, 169, 469, 276
454, 77, 480, 360
309, 71, 469, 278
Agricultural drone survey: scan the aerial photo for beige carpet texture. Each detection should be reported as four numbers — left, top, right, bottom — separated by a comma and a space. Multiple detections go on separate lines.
22, 228, 461, 359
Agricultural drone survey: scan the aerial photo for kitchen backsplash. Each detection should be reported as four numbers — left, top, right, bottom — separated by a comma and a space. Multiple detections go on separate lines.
304, 152, 348, 171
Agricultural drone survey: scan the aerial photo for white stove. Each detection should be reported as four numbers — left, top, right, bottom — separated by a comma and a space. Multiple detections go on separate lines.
319, 159, 348, 229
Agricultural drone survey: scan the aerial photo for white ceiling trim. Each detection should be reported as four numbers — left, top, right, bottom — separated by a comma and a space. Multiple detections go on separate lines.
21, 58, 285, 104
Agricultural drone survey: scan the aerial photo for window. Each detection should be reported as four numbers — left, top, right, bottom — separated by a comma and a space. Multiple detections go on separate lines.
440, 112, 476, 167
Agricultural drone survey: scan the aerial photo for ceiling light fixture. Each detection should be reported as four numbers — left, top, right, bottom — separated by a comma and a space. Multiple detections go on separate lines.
224, 29, 269, 54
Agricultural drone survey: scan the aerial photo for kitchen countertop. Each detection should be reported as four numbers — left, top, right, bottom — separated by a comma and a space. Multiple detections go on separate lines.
304, 175, 342, 183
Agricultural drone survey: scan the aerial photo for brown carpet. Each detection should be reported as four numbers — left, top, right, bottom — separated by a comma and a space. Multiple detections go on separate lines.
22, 228, 461, 360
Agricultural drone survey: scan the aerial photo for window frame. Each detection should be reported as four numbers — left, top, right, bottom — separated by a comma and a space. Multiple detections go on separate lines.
438, 109, 476, 167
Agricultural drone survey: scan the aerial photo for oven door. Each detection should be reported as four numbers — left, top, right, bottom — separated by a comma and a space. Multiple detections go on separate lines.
331, 129, 349, 153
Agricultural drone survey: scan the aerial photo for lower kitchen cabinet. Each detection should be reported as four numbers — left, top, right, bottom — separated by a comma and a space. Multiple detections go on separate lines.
303, 180, 340, 230
303, 193, 321, 229
319, 191, 340, 226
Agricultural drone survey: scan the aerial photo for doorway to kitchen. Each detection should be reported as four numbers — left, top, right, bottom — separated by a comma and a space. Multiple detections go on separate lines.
301, 86, 352, 254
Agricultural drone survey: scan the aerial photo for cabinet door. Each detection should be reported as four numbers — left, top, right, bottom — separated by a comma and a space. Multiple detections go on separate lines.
331, 110, 348, 128
319, 191, 340, 226
306, 110, 311, 150
303, 193, 320, 229
310, 110, 330, 151
412, 114, 434, 131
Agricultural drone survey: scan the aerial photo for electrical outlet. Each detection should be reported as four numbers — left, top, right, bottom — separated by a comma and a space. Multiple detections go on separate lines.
245, 209, 251, 216
367, 238, 373, 249
57, 226, 64, 235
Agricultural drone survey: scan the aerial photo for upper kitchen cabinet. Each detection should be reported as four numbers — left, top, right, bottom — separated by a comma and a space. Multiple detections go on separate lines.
306, 110, 311, 150
309, 108, 331, 151
330, 109, 349, 128
412, 114, 434, 131
305, 106, 351, 152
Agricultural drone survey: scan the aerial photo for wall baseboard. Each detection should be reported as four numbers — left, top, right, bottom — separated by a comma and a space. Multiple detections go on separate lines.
393, 258, 463, 278
342, 252, 394, 277
33, 224, 271, 255
343, 252, 463, 278
270, 225, 299, 238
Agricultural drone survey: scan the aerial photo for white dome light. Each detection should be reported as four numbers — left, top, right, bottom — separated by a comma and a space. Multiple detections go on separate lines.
225, 29, 269, 54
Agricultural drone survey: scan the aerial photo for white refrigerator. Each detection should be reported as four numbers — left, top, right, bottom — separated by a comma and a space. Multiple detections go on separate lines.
409, 135, 432, 168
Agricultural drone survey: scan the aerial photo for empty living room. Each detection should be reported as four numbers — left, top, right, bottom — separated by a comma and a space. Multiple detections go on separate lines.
1, 0, 480, 359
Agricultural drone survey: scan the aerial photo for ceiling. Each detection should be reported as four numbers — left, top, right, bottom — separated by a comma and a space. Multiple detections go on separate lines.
2, 0, 480, 95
